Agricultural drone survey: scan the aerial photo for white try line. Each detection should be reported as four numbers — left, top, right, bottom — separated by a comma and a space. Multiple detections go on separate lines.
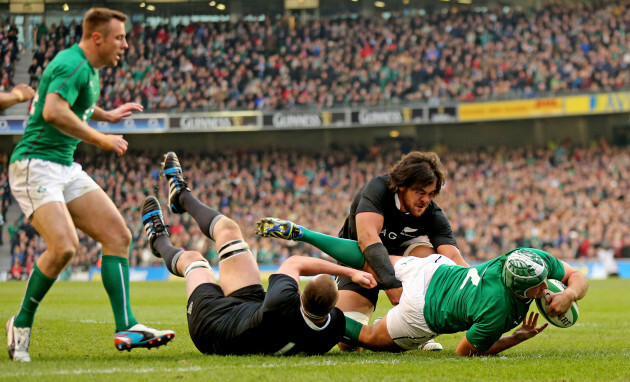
3, 358, 402, 377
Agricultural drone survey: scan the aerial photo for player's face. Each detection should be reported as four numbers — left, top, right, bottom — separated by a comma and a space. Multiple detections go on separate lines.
525, 280, 548, 299
398, 181, 437, 217
100, 19, 127, 67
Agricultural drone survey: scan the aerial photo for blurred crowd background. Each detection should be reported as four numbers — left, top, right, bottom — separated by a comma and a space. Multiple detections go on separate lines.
2, 138, 629, 279
2, 0, 629, 279
2, 0, 630, 111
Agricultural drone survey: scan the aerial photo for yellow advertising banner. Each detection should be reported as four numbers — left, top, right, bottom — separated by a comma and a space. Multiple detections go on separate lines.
565, 92, 630, 115
459, 98, 563, 121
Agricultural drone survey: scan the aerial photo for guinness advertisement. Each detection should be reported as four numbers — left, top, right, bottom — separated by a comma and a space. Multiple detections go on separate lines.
350, 108, 424, 126
170, 112, 261, 132
263, 111, 346, 129
428, 106, 457, 122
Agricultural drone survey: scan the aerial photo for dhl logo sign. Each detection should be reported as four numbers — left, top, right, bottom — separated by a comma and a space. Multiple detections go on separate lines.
459, 98, 563, 121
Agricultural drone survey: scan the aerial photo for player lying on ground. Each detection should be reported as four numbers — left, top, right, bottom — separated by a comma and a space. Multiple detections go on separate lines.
257, 218, 588, 356
140, 152, 376, 355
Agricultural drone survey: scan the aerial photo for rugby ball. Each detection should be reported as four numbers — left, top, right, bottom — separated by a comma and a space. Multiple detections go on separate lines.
535, 279, 579, 328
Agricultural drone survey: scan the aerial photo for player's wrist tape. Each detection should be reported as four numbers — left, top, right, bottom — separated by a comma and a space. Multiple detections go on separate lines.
363, 242, 402, 289
11, 88, 24, 102
342, 316, 363, 345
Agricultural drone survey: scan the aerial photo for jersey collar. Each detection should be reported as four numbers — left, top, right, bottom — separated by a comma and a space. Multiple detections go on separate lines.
394, 193, 409, 214
300, 307, 332, 331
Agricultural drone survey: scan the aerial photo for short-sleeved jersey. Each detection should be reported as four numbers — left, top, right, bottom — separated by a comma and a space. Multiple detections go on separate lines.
339, 175, 457, 254
205, 274, 346, 355
423, 248, 566, 351
11, 44, 100, 166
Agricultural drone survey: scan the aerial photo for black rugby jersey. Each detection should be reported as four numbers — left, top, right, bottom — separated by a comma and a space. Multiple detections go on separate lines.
339, 175, 457, 254
211, 274, 346, 355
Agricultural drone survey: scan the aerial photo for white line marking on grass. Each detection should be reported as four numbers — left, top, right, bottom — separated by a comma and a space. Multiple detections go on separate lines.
3, 358, 405, 377
3, 367, 203, 377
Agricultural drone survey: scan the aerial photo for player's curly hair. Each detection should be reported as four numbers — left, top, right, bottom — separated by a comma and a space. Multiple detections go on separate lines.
387, 151, 446, 195
302, 275, 339, 320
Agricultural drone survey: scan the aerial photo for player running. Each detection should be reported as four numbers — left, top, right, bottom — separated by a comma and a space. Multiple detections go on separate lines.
6, 8, 173, 362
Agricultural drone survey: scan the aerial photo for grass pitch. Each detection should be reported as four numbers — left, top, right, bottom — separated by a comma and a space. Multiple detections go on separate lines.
1, 278, 629, 381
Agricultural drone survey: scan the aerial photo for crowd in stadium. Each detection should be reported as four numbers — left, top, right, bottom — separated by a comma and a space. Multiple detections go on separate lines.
0, 19, 20, 93
13, 0, 630, 112
3, 139, 629, 278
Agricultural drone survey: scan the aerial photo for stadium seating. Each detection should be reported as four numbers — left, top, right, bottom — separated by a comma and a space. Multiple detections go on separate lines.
26, 1, 630, 112
4, 140, 629, 275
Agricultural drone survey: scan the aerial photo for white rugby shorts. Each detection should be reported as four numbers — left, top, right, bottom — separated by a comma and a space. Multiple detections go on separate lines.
385, 254, 455, 350
9, 158, 100, 218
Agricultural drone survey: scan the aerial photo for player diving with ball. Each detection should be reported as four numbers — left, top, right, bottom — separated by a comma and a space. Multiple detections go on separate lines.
257, 218, 589, 356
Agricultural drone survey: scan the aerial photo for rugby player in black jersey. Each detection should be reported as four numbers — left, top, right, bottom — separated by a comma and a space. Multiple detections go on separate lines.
258, 151, 468, 351
140, 152, 376, 355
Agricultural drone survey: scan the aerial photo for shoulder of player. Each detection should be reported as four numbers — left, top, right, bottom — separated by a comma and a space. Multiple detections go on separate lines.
49, 48, 92, 74
364, 175, 389, 192
268, 273, 298, 288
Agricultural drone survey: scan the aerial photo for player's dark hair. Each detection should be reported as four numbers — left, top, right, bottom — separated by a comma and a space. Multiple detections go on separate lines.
82, 8, 127, 39
387, 151, 446, 195
302, 275, 339, 320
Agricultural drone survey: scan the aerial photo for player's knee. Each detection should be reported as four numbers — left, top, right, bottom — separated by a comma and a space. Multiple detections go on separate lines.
120, 226, 132, 247
102, 225, 132, 255
114, 226, 132, 249
50, 236, 79, 261
45, 240, 78, 271
179, 251, 206, 268
213, 217, 243, 242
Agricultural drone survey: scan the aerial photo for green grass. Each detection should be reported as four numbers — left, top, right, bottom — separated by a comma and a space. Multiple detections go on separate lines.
1, 278, 629, 381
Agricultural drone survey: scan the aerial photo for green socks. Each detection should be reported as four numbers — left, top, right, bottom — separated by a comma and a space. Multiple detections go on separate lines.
298, 227, 366, 269
101, 255, 138, 331
14, 263, 56, 328
13, 256, 139, 332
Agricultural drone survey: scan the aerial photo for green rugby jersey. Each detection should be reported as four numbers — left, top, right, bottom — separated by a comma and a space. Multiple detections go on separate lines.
11, 44, 100, 166
424, 248, 565, 351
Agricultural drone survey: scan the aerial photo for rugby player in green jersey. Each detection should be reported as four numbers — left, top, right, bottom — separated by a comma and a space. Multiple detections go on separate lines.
258, 220, 588, 356
6, 8, 173, 362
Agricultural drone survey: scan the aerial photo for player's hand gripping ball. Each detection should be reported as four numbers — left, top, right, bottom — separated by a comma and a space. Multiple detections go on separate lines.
535, 279, 579, 328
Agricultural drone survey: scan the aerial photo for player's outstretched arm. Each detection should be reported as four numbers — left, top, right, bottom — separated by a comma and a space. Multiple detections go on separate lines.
0, 84, 35, 110
91, 103, 143, 123
42, 93, 128, 155
278, 255, 376, 288
456, 312, 548, 356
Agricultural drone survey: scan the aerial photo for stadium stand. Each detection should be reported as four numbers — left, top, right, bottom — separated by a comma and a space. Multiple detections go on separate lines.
0, 19, 20, 94
3, 139, 629, 277
24, 1, 630, 112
